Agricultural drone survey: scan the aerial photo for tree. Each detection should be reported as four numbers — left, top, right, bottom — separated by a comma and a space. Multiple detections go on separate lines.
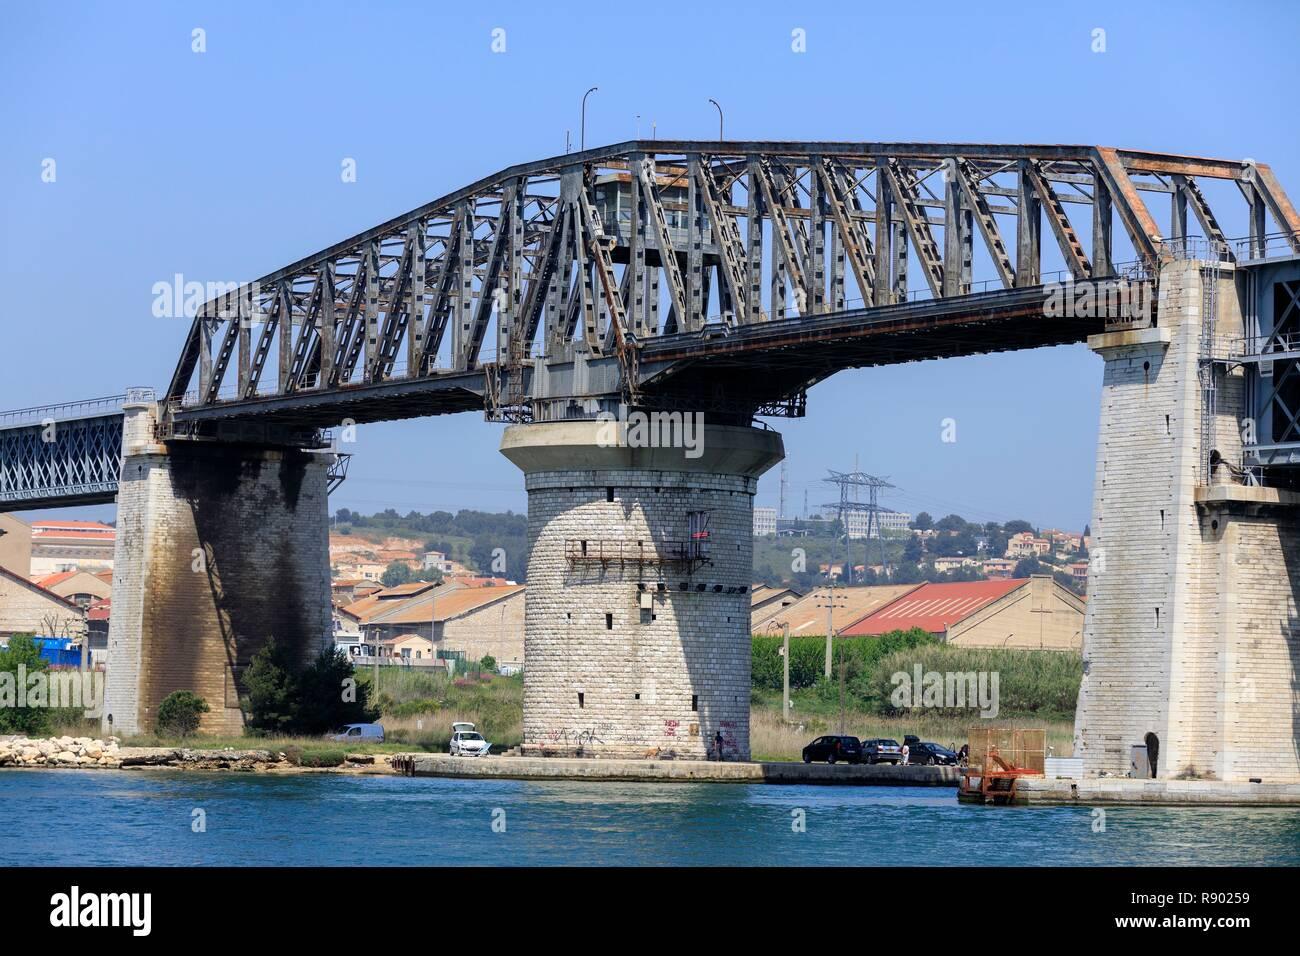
0, 634, 53, 735
295, 648, 379, 735
1004, 519, 1035, 536
934, 513, 968, 533
156, 690, 210, 738
479, 655, 498, 673
381, 561, 414, 587
902, 535, 924, 562
910, 512, 934, 531
1013, 556, 1044, 578
242, 639, 298, 736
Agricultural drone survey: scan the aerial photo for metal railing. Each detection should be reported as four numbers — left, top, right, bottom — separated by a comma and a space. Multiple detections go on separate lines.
1235, 231, 1300, 263
0, 392, 142, 429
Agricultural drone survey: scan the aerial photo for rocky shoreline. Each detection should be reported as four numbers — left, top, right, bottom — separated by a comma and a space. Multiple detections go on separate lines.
0, 736, 393, 773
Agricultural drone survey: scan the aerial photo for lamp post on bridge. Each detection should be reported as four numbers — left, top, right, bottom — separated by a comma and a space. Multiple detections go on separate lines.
708, 98, 723, 140
580, 87, 598, 151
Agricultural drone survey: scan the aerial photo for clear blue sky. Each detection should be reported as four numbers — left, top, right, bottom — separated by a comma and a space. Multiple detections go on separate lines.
4, 1, 1297, 529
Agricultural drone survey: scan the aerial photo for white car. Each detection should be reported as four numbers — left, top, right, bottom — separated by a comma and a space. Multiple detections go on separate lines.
450, 728, 491, 757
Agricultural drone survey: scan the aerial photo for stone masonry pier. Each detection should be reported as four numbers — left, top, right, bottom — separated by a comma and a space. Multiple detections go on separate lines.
1074, 260, 1300, 782
501, 420, 783, 760
103, 400, 333, 736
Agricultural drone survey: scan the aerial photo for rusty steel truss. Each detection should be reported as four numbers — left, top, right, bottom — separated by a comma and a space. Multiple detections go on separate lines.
165, 141, 1300, 428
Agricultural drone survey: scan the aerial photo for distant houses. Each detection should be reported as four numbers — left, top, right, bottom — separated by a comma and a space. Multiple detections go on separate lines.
335, 576, 524, 671
752, 576, 1084, 651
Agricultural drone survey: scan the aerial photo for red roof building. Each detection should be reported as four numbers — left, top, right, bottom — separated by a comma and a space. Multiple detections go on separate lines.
840, 576, 1085, 650
843, 579, 1023, 635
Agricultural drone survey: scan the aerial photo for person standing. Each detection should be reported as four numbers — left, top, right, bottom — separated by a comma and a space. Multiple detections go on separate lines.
901, 742, 910, 766
714, 730, 725, 762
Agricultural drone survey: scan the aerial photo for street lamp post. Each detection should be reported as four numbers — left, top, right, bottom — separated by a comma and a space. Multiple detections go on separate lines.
581, 87, 598, 151
708, 98, 723, 140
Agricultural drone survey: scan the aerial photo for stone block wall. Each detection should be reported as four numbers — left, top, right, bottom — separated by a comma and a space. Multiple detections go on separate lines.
501, 421, 783, 760
105, 405, 333, 735
1076, 260, 1300, 781
441, 591, 526, 667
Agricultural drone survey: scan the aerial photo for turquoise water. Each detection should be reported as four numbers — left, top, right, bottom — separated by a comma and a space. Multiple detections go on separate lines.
3, 769, 1299, 866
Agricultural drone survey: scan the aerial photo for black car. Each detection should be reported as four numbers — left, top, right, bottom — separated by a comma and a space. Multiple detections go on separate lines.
908, 742, 959, 766
862, 738, 904, 764
801, 735, 863, 765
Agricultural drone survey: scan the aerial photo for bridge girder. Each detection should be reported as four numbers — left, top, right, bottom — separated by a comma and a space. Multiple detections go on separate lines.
164, 141, 1300, 425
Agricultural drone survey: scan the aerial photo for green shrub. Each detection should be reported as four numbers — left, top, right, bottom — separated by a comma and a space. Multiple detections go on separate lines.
295, 748, 346, 768
0, 635, 54, 736
858, 644, 1082, 719
155, 690, 210, 737
750, 629, 937, 692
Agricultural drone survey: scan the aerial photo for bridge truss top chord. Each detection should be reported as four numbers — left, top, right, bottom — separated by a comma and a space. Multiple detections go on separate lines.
161, 141, 1300, 431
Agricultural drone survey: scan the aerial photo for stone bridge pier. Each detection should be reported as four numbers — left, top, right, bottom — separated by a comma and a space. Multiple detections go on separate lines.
103, 400, 333, 736
501, 420, 783, 760
1076, 260, 1300, 782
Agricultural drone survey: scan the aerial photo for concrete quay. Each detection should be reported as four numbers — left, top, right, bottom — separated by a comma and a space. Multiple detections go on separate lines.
391, 753, 960, 786
1013, 776, 1300, 806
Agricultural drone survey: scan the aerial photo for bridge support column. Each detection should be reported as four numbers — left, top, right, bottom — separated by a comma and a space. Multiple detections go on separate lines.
501, 420, 783, 759
1076, 260, 1300, 782
103, 402, 333, 736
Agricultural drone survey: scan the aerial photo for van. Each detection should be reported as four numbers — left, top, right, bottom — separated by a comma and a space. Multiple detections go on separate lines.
330, 723, 385, 743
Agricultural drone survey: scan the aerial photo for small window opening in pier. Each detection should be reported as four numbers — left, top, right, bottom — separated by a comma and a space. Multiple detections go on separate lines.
691, 695, 698, 712
1165, 414, 1171, 435
635, 693, 641, 701
606, 487, 614, 502
580, 540, 588, 555
1160, 509, 1165, 530
577, 692, 585, 708
1155, 607, 1160, 628
1143, 360, 1150, 373
605, 613, 613, 630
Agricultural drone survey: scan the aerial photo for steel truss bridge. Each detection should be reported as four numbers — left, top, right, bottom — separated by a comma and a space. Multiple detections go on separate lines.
3, 141, 1300, 509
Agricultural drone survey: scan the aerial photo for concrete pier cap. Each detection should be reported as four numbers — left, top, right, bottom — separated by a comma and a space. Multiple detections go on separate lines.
500, 419, 785, 477
500, 419, 783, 760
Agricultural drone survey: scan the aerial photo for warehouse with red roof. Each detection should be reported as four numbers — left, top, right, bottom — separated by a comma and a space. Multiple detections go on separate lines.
841, 576, 1084, 650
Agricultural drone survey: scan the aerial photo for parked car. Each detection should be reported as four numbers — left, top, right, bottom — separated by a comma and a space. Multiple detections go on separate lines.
330, 722, 385, 743
801, 735, 863, 765
450, 728, 492, 757
862, 738, 904, 764
909, 742, 959, 766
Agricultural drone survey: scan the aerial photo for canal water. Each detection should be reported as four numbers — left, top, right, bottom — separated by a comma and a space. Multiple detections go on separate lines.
3, 769, 1298, 866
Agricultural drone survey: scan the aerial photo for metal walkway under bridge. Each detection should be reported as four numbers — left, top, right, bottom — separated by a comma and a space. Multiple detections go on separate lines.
4, 140, 1300, 510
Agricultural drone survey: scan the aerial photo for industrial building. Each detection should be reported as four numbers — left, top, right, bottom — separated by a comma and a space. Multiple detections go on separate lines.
840, 576, 1084, 650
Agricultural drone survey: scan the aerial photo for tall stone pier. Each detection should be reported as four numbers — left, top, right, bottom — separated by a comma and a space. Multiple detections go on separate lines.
103, 401, 333, 735
1075, 260, 1300, 782
501, 420, 783, 759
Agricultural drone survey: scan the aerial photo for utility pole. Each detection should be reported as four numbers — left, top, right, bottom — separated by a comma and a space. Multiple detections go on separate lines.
820, 581, 845, 679
782, 622, 791, 721
838, 641, 847, 734
779, 461, 788, 519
